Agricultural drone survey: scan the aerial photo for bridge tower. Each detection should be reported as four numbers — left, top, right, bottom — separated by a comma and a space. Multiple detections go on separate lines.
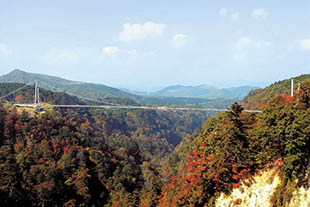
291, 79, 294, 97
34, 81, 40, 111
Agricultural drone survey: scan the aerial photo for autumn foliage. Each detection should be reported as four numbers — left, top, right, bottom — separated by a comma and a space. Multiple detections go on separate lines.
158, 81, 310, 206
2, 80, 310, 206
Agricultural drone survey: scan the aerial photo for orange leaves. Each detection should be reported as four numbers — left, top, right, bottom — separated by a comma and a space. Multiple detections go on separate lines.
34, 181, 53, 193
15, 95, 25, 103
232, 175, 238, 180
81, 120, 91, 130
213, 173, 219, 181
14, 141, 24, 153
238, 169, 250, 178
186, 161, 199, 169
232, 169, 238, 174
229, 164, 250, 186
207, 154, 215, 161
280, 94, 293, 103
66, 167, 91, 200
159, 149, 209, 206
170, 176, 176, 184
269, 93, 294, 106
113, 201, 119, 207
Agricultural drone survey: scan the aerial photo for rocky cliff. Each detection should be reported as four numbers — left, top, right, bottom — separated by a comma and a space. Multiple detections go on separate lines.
216, 160, 310, 207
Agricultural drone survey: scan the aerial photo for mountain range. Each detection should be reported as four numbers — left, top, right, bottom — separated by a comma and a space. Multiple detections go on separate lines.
143, 84, 257, 99
0, 69, 140, 104
0, 69, 256, 106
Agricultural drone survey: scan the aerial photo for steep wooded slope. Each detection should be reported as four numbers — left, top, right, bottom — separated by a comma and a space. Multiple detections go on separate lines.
158, 80, 310, 207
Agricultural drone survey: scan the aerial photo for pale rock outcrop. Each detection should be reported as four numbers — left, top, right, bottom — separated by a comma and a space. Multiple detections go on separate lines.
215, 160, 310, 207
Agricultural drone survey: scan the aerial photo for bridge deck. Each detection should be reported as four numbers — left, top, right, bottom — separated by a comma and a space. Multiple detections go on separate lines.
3, 80, 262, 113
14, 104, 262, 113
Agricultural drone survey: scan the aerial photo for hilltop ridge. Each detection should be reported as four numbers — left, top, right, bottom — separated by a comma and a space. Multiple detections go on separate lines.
124, 84, 257, 100
0, 69, 246, 107
243, 74, 310, 109
0, 69, 140, 103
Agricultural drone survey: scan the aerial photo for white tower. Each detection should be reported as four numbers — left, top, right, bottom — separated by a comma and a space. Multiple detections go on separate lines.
291, 79, 294, 97
34, 81, 40, 111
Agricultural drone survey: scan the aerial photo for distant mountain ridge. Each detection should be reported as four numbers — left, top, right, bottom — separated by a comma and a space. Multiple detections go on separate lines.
0, 69, 139, 100
0, 69, 254, 107
127, 84, 257, 100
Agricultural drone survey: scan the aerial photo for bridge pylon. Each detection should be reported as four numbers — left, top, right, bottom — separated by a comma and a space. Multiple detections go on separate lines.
34, 81, 40, 111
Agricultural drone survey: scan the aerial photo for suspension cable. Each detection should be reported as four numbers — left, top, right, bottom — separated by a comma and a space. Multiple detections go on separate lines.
36, 80, 119, 106
0, 81, 36, 100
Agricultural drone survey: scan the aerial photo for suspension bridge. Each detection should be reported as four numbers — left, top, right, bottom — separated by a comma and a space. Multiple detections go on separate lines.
0, 80, 262, 113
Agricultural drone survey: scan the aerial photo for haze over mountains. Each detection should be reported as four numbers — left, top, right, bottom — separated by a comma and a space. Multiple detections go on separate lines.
127, 84, 257, 100
0, 69, 257, 106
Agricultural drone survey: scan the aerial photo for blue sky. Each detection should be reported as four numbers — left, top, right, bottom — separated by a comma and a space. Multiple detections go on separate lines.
0, 0, 309, 91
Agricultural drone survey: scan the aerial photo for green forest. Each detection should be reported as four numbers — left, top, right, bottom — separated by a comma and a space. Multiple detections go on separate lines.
1, 79, 310, 206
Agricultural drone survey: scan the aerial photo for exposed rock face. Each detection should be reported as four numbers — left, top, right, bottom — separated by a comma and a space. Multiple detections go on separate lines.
289, 186, 310, 207
215, 160, 310, 207
216, 167, 281, 207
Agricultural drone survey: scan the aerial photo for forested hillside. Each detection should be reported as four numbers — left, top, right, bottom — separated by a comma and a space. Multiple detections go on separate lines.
0, 82, 213, 158
0, 105, 214, 206
158, 80, 310, 206
0, 106, 147, 206
2, 80, 310, 206
0, 81, 216, 206
0, 83, 87, 105
243, 74, 310, 109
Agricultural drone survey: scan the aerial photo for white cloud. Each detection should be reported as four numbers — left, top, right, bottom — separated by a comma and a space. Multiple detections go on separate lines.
41, 49, 80, 65
172, 34, 188, 48
119, 22, 166, 42
219, 8, 228, 16
236, 37, 252, 50
103, 46, 120, 55
0, 43, 12, 55
251, 8, 269, 19
300, 39, 310, 50
101, 46, 155, 63
230, 12, 240, 21
219, 9, 240, 21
